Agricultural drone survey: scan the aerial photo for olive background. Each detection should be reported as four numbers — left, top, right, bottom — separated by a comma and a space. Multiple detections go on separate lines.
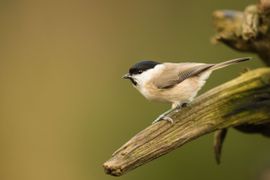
1, 0, 270, 180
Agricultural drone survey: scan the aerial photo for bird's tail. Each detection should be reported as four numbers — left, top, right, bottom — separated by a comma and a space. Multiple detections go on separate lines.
211, 57, 251, 71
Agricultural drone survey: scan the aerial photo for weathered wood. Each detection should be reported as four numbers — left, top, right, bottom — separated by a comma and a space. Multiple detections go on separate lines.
212, 0, 270, 66
103, 68, 270, 176
213, 129, 228, 164
211, 0, 270, 163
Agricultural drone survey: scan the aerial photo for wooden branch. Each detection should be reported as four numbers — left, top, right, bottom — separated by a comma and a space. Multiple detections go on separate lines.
211, 0, 270, 162
213, 129, 227, 164
103, 68, 270, 176
212, 0, 270, 66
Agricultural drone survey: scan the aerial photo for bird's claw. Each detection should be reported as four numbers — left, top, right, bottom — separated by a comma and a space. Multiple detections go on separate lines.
152, 115, 174, 124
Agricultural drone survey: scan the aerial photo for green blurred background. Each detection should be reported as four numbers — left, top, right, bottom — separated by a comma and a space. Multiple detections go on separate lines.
1, 0, 270, 180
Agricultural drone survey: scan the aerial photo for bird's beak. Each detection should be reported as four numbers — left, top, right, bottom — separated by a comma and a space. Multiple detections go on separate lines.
122, 73, 131, 79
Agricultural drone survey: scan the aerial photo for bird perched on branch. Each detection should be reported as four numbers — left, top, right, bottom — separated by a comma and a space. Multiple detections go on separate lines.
123, 57, 251, 124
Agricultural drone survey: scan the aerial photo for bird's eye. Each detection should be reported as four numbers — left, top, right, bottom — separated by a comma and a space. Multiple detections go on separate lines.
138, 70, 143, 74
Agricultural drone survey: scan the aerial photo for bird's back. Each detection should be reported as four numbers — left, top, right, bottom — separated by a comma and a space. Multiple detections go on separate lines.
141, 62, 211, 104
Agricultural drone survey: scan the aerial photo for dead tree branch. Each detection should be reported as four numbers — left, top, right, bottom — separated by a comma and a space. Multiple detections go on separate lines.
103, 68, 270, 176
212, 0, 270, 66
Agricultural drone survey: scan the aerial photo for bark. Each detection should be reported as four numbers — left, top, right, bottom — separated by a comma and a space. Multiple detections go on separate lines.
103, 68, 270, 176
212, 0, 270, 66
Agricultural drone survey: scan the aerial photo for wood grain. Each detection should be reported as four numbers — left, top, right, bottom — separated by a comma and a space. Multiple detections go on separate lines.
103, 68, 270, 176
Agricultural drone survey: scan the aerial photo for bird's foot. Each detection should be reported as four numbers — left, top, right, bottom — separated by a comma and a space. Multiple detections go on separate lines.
152, 115, 174, 124
152, 102, 189, 124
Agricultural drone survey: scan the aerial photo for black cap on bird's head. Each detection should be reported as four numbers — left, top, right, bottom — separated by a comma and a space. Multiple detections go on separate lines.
122, 60, 161, 85
122, 61, 160, 85
128, 61, 161, 75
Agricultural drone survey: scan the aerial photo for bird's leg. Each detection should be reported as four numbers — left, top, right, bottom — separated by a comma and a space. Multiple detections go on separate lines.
152, 108, 177, 124
152, 102, 188, 124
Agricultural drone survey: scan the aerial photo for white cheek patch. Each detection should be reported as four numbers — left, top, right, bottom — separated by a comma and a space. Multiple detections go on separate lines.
134, 64, 164, 86
132, 64, 164, 99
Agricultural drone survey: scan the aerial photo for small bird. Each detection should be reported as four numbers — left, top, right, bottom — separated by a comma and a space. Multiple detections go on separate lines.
122, 57, 251, 124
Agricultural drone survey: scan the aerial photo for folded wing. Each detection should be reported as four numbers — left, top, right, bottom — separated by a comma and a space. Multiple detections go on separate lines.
153, 63, 215, 89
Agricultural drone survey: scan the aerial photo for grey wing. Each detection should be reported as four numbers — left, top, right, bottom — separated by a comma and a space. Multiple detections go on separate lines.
154, 63, 215, 89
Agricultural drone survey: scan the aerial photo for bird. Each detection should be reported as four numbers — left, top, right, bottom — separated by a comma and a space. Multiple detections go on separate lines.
122, 57, 251, 124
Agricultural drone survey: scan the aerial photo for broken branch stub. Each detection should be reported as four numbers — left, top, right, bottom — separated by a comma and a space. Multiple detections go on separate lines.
212, 1, 270, 66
